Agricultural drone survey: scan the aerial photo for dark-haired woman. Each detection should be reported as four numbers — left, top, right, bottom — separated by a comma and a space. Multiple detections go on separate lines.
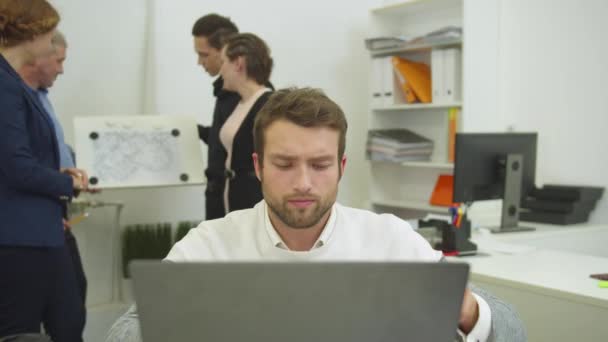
217, 33, 273, 214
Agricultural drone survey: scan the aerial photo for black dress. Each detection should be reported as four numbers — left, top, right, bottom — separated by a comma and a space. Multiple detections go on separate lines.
198, 77, 240, 220
198, 79, 273, 219
224, 91, 272, 212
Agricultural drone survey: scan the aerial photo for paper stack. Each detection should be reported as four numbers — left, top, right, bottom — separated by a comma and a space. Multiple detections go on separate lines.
364, 36, 409, 51
409, 26, 462, 45
367, 129, 434, 162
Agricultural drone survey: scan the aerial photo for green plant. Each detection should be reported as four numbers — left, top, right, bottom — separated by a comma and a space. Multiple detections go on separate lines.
121, 222, 174, 278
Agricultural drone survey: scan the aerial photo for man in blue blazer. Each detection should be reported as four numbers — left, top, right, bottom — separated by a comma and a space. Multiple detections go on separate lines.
16, 30, 90, 329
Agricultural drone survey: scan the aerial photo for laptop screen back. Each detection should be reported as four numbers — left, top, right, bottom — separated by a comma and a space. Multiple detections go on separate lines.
130, 261, 469, 342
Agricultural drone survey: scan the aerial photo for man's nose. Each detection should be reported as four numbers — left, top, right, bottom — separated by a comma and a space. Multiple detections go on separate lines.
293, 165, 312, 193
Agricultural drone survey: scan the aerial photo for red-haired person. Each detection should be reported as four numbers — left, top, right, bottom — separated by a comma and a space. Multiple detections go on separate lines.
0, 1, 86, 341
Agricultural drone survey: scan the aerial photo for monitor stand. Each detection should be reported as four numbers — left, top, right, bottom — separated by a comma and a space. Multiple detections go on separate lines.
491, 154, 535, 234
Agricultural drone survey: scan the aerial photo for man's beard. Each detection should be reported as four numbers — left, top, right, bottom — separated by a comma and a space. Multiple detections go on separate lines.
265, 193, 334, 230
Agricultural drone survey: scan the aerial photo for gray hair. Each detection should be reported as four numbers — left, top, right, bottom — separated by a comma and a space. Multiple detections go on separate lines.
51, 30, 67, 48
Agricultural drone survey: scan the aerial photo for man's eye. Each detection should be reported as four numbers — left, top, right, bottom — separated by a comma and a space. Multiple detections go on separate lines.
275, 163, 291, 169
312, 164, 330, 170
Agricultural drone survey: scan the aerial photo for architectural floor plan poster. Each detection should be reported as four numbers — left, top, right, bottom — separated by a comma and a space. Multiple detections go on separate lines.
74, 115, 205, 189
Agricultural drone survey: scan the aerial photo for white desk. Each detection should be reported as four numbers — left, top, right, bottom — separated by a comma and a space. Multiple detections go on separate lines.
459, 224, 608, 341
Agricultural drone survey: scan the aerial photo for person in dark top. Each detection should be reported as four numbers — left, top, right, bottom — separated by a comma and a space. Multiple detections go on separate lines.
192, 14, 240, 219
217, 33, 273, 213
192, 14, 274, 219
0, 1, 87, 340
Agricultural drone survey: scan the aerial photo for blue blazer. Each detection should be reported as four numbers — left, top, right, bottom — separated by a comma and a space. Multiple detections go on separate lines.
0, 54, 73, 247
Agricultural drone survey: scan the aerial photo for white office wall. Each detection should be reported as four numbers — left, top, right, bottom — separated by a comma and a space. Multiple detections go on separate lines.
148, 0, 378, 215
462, 0, 502, 132
49, 0, 607, 225
46, 0, 377, 227
499, 0, 608, 223
49, 0, 147, 144
47, 1, 206, 226
465, 0, 608, 223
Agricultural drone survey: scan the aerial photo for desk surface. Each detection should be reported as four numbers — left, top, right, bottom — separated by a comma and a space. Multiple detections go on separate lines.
456, 223, 608, 308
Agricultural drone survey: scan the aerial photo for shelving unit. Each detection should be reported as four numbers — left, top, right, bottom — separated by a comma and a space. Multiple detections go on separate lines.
367, 0, 464, 218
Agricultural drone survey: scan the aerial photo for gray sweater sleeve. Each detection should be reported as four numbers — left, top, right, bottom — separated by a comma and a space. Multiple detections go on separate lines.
469, 283, 527, 342
105, 305, 143, 342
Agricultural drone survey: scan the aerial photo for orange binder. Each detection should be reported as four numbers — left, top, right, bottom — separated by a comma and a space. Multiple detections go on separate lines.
447, 108, 459, 163
404, 82, 418, 103
392, 65, 418, 103
430, 174, 457, 207
391, 56, 432, 103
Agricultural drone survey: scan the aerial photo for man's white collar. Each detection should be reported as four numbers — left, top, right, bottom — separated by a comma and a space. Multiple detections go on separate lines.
262, 201, 337, 251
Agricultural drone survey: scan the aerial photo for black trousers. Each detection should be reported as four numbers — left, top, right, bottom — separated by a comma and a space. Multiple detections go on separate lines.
0, 246, 85, 342
205, 179, 226, 220
64, 230, 87, 305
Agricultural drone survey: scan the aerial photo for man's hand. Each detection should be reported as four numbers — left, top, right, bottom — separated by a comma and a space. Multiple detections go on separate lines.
63, 218, 72, 231
459, 287, 479, 334
61, 167, 89, 191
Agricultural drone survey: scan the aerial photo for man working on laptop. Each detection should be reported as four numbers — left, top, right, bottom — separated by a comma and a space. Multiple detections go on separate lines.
107, 88, 525, 342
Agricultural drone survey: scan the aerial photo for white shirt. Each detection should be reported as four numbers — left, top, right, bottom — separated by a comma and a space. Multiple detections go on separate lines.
166, 201, 491, 341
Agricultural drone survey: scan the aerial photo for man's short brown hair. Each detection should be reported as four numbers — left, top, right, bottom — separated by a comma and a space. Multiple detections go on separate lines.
254, 87, 348, 165
191, 13, 238, 50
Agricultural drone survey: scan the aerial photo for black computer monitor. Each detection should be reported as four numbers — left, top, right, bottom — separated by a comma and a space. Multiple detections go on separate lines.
453, 133, 538, 233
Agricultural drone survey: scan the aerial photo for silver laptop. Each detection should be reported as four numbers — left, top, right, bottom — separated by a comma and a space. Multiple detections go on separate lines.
130, 261, 469, 342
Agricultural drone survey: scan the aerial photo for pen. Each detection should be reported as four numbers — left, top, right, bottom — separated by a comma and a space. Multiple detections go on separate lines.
67, 212, 89, 226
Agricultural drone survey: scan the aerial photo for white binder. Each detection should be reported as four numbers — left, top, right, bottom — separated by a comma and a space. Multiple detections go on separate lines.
382, 57, 395, 106
371, 57, 384, 108
431, 49, 445, 103
443, 48, 462, 102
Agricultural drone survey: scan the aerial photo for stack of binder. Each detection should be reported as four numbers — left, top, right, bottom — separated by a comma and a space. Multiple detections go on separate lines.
366, 129, 433, 163
431, 48, 462, 103
370, 56, 397, 107
367, 26, 462, 107
520, 185, 605, 225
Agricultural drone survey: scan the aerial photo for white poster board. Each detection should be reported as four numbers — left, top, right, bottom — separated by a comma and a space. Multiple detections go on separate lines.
74, 115, 205, 189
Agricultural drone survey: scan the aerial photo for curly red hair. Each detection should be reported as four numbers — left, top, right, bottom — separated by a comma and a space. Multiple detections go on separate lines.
0, 0, 59, 47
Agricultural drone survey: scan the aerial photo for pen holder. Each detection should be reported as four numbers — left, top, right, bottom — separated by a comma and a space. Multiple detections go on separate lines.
438, 216, 477, 256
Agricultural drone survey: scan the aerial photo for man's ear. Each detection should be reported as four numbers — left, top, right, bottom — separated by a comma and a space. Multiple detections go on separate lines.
252, 153, 261, 181
236, 56, 246, 73
339, 155, 347, 180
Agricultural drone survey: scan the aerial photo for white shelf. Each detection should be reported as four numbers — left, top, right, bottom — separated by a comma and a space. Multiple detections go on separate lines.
373, 102, 461, 111
370, 38, 462, 57
401, 161, 453, 169
371, 0, 461, 17
372, 198, 449, 214
369, 159, 453, 170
